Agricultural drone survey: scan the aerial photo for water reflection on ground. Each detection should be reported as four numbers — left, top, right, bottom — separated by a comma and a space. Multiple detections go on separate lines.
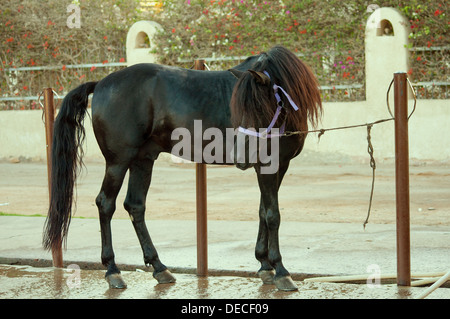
0, 264, 447, 299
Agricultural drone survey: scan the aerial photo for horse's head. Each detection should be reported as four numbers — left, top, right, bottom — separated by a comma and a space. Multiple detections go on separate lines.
230, 69, 275, 130
229, 46, 322, 173
229, 68, 276, 171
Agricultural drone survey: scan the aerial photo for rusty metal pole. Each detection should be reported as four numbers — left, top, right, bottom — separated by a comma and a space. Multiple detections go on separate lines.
394, 72, 411, 286
193, 60, 208, 276
43, 88, 63, 268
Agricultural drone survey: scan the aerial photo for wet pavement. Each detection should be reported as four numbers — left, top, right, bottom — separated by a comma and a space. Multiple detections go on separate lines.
0, 216, 449, 300
1, 160, 449, 301
1, 264, 448, 299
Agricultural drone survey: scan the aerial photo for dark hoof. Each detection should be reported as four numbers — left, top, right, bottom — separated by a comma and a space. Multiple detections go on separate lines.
258, 270, 275, 285
274, 275, 298, 291
106, 273, 127, 289
154, 269, 176, 284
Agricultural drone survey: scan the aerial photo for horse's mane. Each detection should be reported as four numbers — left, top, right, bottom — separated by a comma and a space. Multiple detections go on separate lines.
230, 45, 322, 134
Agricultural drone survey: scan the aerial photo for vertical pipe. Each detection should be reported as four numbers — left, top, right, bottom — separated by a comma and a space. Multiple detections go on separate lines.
196, 163, 208, 277
43, 88, 63, 268
193, 60, 208, 276
394, 72, 411, 286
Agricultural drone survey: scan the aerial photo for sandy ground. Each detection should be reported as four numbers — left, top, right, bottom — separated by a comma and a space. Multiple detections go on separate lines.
0, 154, 448, 227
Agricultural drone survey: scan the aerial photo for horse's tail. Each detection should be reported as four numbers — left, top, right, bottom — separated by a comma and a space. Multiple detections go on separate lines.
43, 81, 97, 252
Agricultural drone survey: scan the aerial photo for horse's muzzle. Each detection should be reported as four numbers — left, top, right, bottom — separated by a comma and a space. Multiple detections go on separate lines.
235, 162, 255, 171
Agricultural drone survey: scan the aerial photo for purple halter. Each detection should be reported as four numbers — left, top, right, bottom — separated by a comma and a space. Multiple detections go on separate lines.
238, 71, 299, 138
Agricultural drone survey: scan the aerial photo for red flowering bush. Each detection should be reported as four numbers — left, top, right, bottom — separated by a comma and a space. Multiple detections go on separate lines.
1, 0, 447, 108
155, 0, 448, 99
401, 1, 448, 91
1, 0, 146, 109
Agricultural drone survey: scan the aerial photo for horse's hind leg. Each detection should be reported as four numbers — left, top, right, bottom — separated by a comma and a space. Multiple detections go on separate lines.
124, 158, 176, 284
96, 162, 128, 289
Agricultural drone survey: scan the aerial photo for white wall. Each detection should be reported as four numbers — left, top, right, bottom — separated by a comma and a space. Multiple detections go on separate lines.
302, 99, 449, 163
0, 109, 103, 162
1, 98, 448, 163
126, 20, 162, 66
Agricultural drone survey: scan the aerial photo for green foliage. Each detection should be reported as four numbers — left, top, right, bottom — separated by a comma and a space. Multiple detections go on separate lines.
396, 0, 448, 88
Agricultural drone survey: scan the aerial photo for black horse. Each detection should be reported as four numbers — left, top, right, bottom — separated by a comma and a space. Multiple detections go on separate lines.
43, 45, 322, 291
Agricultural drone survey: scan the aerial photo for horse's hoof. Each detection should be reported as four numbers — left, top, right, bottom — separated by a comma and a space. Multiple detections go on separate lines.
274, 275, 298, 291
154, 269, 176, 284
258, 270, 275, 285
106, 273, 127, 289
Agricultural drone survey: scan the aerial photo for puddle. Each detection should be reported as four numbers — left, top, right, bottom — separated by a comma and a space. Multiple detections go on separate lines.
0, 264, 448, 299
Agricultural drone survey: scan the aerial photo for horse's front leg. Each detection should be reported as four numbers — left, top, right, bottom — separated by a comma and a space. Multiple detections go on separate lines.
255, 197, 275, 284
255, 163, 297, 291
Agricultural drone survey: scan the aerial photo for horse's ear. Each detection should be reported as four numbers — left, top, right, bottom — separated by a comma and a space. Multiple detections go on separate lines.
248, 70, 270, 85
228, 69, 245, 79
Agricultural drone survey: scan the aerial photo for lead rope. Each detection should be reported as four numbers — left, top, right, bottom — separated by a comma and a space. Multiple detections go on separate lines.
364, 124, 376, 229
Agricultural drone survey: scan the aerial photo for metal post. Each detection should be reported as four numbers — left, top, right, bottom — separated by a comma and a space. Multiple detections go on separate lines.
394, 72, 411, 286
193, 60, 208, 276
43, 88, 63, 268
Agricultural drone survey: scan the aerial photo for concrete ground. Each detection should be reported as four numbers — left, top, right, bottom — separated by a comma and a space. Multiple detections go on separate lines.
0, 217, 449, 299
2, 263, 448, 300
0, 155, 449, 299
